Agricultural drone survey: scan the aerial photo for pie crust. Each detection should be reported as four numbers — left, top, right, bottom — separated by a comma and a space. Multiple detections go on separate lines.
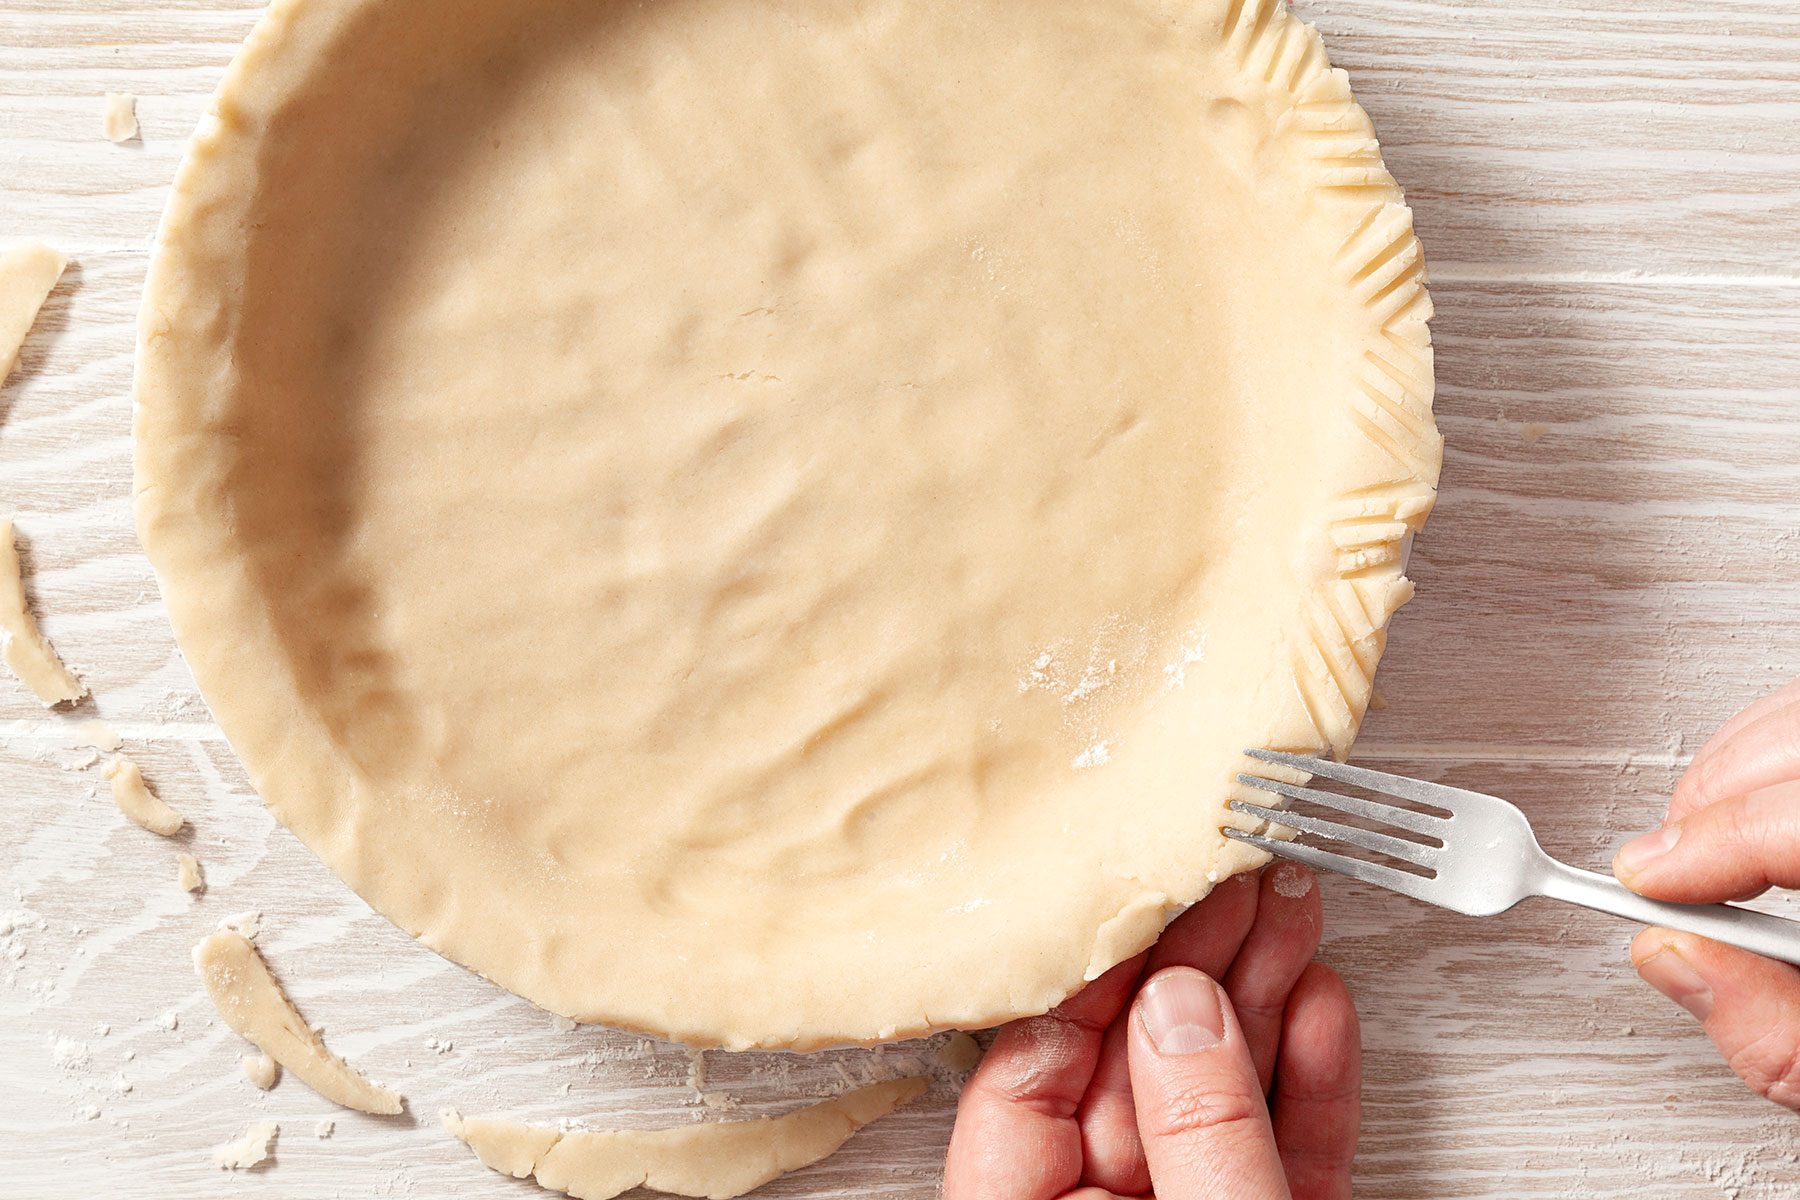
136, 0, 1439, 1049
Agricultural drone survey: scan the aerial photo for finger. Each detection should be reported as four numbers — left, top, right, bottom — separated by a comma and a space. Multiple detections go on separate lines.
1670, 695, 1800, 822
1632, 928, 1800, 1111
1272, 964, 1361, 1200
1148, 870, 1262, 978
1674, 680, 1800, 819
1076, 868, 1264, 1194
1076, 1017, 1152, 1196
1614, 780, 1800, 902
1224, 863, 1324, 1092
1127, 967, 1289, 1200
944, 954, 1145, 1200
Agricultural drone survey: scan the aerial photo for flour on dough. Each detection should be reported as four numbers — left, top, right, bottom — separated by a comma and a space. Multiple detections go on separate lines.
241, 1052, 278, 1090
0, 518, 84, 706
177, 851, 205, 894
193, 927, 404, 1115
103, 93, 139, 143
0, 241, 64, 387
103, 752, 183, 836
211, 1120, 278, 1170
442, 1077, 927, 1200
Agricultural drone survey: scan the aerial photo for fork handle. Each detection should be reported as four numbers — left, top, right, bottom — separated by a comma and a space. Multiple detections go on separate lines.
1537, 860, 1800, 967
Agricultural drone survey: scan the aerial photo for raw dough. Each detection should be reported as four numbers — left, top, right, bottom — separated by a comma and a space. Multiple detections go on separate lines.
193, 927, 405, 1115
103, 93, 139, 143
0, 241, 64, 388
103, 753, 183, 835
176, 851, 205, 893
0, 518, 84, 705
211, 1120, 278, 1170
136, 0, 1439, 1048
74, 719, 122, 752
241, 1052, 279, 1090
442, 1077, 927, 1200
937, 1032, 983, 1075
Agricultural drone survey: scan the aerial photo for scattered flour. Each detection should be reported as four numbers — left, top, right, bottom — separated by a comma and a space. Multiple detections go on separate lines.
1270, 862, 1314, 899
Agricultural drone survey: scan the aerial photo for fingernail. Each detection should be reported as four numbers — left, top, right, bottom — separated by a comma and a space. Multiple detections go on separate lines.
1137, 968, 1225, 1055
1637, 948, 1714, 1021
1616, 825, 1681, 876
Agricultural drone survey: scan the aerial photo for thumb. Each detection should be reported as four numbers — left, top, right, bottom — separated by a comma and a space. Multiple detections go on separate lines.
1614, 779, 1800, 903
1127, 966, 1290, 1200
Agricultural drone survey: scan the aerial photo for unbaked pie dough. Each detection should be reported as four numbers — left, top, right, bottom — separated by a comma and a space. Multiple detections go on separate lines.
136, 0, 1439, 1049
443, 1078, 927, 1200
0, 517, 84, 706
193, 927, 405, 1114
104, 752, 183, 836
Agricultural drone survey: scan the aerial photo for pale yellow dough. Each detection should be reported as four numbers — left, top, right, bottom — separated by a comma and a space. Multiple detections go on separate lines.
0, 241, 64, 388
104, 93, 140, 143
193, 928, 405, 1115
177, 851, 205, 893
241, 1052, 279, 1090
211, 1120, 278, 1170
136, 0, 1439, 1048
103, 752, 183, 836
0, 518, 84, 706
442, 1077, 927, 1200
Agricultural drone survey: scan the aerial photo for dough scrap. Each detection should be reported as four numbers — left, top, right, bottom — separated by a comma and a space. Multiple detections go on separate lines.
211, 1120, 278, 1170
0, 518, 84, 706
937, 1032, 983, 1075
103, 752, 183, 835
442, 1077, 927, 1200
193, 928, 405, 1115
0, 241, 64, 388
177, 851, 205, 893
136, 0, 1439, 1048
242, 1052, 279, 1090
74, 718, 122, 752
103, 93, 139, 143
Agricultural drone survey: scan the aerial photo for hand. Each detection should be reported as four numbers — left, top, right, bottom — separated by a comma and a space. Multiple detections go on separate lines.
1613, 679, 1800, 1109
943, 864, 1359, 1199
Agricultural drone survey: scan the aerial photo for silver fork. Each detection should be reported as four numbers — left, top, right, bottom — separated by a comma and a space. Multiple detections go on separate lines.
1226, 749, 1800, 966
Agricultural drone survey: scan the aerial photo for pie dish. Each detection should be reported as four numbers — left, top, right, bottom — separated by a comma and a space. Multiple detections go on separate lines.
135, 0, 1440, 1050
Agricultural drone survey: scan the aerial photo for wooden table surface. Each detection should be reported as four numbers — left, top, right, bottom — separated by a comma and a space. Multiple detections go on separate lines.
4, 1, 1800, 1196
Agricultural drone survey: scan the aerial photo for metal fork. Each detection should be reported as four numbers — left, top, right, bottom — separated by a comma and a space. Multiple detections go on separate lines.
1225, 749, 1800, 966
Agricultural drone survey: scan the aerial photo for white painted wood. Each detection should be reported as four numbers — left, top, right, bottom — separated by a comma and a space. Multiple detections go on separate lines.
3, 1, 1800, 1196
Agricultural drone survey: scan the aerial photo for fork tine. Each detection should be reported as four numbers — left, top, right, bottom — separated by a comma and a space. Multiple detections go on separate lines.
1229, 799, 1440, 868
1237, 774, 1447, 838
1246, 749, 1464, 811
1224, 828, 1440, 903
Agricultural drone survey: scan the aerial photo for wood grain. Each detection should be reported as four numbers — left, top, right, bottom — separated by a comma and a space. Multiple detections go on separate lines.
3, 0, 1799, 1196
